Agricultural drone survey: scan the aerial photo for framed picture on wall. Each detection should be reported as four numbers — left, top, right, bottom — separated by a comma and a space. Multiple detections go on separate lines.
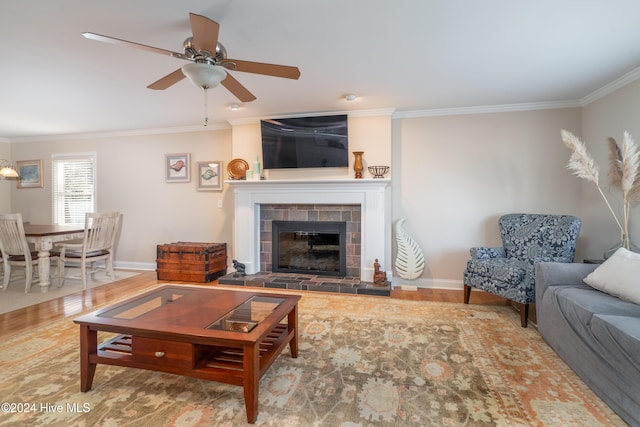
197, 161, 223, 191
16, 159, 43, 189
165, 153, 191, 182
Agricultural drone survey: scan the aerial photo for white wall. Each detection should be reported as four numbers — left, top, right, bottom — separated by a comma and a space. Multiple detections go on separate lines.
392, 108, 583, 287
9, 128, 233, 269
0, 141, 11, 213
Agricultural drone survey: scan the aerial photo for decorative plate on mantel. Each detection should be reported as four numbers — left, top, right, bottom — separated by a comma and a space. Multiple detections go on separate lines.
227, 158, 250, 179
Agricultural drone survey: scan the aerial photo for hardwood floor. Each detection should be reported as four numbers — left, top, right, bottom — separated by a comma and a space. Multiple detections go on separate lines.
0, 271, 513, 338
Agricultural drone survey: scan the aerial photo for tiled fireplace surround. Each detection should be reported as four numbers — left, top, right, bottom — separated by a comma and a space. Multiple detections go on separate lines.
259, 203, 361, 276
223, 179, 391, 292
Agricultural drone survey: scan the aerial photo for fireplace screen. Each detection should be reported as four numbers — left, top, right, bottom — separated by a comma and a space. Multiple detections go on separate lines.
272, 221, 347, 276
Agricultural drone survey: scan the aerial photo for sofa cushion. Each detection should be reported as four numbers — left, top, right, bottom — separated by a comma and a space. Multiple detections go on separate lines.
552, 284, 640, 319
465, 258, 528, 286
584, 247, 640, 304
591, 313, 640, 371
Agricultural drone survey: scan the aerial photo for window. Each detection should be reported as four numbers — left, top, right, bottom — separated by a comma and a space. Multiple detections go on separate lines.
52, 152, 96, 225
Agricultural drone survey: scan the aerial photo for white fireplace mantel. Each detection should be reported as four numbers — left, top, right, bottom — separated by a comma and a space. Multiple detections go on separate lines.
226, 178, 391, 282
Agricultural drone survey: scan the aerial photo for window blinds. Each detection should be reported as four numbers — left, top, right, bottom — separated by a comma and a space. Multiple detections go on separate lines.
52, 153, 96, 225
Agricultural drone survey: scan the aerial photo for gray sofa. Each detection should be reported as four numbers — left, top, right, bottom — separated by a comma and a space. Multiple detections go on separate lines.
536, 262, 640, 426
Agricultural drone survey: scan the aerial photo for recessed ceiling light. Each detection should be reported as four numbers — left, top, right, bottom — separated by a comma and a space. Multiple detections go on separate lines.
344, 93, 357, 101
229, 103, 241, 110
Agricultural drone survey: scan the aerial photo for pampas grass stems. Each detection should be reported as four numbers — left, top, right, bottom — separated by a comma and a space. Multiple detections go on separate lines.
562, 129, 640, 250
611, 134, 640, 203
620, 132, 640, 194
619, 131, 640, 244
607, 137, 623, 188
561, 130, 624, 233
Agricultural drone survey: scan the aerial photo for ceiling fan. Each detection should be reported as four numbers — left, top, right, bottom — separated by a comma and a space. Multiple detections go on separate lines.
83, 13, 301, 103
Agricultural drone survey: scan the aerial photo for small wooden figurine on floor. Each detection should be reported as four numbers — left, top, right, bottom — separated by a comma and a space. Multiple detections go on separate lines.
373, 258, 387, 286
232, 259, 246, 277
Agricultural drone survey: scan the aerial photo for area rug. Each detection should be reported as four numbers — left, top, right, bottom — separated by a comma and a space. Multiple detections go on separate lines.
0, 288, 625, 426
0, 270, 140, 314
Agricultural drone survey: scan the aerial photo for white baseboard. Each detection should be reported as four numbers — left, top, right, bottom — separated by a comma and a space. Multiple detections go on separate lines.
114, 261, 156, 271
112, 262, 465, 292
391, 277, 464, 290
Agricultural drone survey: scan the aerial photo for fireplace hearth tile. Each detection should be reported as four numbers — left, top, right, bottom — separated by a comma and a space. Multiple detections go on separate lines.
218, 272, 390, 296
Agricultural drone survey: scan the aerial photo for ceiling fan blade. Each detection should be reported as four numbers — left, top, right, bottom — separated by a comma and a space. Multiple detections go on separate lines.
189, 13, 219, 56
221, 73, 257, 102
223, 59, 301, 80
83, 32, 187, 59
147, 68, 186, 90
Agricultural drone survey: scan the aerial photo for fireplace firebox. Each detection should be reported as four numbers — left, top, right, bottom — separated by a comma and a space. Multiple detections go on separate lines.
272, 221, 347, 276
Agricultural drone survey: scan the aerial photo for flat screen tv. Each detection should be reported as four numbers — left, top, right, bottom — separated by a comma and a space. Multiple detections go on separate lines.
261, 114, 348, 169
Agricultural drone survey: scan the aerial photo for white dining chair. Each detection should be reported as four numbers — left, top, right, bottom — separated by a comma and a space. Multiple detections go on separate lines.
0, 213, 58, 293
56, 211, 121, 289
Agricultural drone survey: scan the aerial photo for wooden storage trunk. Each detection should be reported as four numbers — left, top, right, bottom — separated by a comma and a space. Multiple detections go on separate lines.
156, 241, 227, 282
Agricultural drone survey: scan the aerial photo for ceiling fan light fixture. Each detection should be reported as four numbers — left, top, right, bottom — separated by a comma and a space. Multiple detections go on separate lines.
181, 63, 227, 89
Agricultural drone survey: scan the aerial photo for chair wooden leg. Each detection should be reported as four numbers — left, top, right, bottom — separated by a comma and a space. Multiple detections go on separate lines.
106, 257, 114, 279
463, 285, 471, 304
25, 263, 33, 293
520, 303, 529, 328
58, 259, 66, 287
81, 259, 87, 289
90, 261, 97, 280
2, 263, 11, 290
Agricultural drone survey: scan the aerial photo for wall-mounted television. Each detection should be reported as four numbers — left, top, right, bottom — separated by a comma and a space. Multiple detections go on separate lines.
261, 114, 348, 169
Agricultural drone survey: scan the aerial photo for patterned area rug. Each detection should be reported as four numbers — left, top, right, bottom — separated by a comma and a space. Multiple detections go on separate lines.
0, 287, 625, 426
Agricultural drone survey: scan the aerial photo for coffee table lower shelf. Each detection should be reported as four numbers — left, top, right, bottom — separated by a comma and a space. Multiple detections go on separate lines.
80, 323, 295, 423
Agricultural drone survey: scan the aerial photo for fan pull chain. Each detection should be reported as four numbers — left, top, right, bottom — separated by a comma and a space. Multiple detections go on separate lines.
203, 88, 209, 127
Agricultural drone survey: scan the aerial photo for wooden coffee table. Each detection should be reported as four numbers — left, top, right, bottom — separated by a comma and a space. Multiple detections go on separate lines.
73, 285, 301, 424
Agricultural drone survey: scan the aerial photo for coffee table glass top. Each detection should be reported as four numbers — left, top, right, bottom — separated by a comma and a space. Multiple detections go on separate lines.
98, 287, 193, 320
207, 296, 286, 333
95, 287, 287, 333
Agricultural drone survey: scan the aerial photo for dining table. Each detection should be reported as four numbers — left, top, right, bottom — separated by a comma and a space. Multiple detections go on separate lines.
23, 223, 85, 292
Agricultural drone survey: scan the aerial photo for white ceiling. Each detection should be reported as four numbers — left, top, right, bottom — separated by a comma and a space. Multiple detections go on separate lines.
2, 0, 640, 140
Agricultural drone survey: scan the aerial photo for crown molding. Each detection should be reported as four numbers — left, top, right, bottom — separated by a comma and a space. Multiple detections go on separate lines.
6, 123, 231, 143
393, 100, 581, 119
392, 65, 640, 119
579, 66, 640, 106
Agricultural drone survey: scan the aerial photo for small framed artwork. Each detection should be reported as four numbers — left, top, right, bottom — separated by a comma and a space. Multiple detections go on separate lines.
165, 153, 191, 182
16, 159, 43, 189
197, 161, 223, 191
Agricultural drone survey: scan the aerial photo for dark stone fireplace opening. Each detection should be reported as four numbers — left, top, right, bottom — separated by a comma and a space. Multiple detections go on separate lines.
272, 220, 347, 277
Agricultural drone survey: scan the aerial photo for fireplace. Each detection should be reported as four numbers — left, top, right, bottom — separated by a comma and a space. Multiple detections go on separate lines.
272, 220, 347, 276
226, 178, 391, 283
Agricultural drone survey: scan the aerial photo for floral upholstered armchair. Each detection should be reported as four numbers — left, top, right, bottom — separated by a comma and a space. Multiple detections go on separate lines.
463, 214, 582, 327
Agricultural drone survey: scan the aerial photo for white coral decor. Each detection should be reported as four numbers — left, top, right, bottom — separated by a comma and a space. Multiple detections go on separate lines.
393, 218, 425, 280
